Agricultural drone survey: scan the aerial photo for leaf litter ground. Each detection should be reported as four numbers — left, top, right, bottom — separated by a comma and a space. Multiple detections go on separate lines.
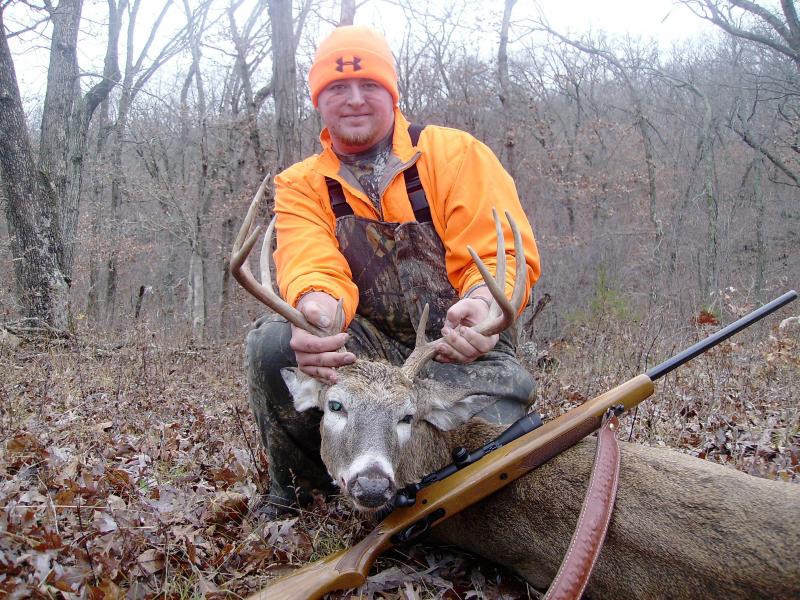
1, 316, 797, 598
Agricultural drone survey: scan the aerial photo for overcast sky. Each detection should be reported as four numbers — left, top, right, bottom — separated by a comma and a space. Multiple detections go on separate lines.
7, 0, 717, 104
528, 0, 715, 45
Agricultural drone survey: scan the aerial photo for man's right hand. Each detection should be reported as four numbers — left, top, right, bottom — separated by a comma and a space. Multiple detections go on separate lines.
290, 291, 356, 383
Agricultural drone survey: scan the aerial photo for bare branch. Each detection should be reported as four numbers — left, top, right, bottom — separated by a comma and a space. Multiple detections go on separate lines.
682, 0, 800, 68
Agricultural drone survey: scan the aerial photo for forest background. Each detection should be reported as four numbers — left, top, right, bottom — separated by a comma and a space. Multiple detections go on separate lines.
1, 0, 798, 597
2, 0, 798, 338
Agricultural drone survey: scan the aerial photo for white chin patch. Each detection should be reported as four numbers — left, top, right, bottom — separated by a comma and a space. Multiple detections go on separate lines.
396, 423, 411, 447
342, 452, 395, 486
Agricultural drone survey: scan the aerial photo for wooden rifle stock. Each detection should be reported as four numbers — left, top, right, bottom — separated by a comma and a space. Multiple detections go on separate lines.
249, 291, 797, 600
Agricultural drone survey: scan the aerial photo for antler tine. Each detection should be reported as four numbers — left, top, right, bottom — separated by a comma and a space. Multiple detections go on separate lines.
415, 304, 430, 347
493, 207, 507, 303
505, 210, 527, 314
401, 303, 438, 380
466, 211, 526, 337
330, 298, 346, 337
258, 217, 346, 336
232, 175, 269, 257
230, 178, 327, 337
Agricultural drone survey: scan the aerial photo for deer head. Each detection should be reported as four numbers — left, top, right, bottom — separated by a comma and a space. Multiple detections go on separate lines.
231, 182, 525, 513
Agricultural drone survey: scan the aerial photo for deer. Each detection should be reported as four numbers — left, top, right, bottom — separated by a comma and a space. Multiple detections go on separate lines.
231, 199, 800, 600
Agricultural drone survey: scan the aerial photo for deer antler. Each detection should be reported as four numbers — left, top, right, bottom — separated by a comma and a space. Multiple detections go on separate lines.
401, 208, 526, 380
230, 175, 344, 337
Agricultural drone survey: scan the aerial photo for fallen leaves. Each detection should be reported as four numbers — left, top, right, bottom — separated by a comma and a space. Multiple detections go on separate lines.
136, 548, 164, 575
1, 319, 797, 598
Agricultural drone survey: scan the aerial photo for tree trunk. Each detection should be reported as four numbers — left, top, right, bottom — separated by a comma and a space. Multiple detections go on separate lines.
753, 155, 766, 302
103, 0, 184, 328
61, 0, 125, 280
339, 0, 356, 26
219, 216, 235, 333
702, 167, 718, 302
268, 0, 299, 172
227, 3, 269, 176
38, 0, 82, 262
181, 0, 213, 340
187, 240, 206, 339
105, 85, 131, 326
0, 7, 69, 331
497, 0, 517, 178
87, 98, 112, 323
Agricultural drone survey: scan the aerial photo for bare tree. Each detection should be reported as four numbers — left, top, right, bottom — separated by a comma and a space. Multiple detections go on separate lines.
539, 28, 663, 242
682, 1, 800, 186
227, 0, 271, 177
37, 0, 82, 279
104, 0, 187, 325
180, 0, 213, 340
268, 0, 299, 172
86, 94, 112, 323
653, 68, 720, 298
682, 0, 800, 69
60, 0, 126, 280
0, 3, 69, 330
498, 0, 517, 177
339, 0, 356, 26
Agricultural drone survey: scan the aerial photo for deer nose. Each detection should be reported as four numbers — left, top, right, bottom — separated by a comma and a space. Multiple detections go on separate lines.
348, 467, 393, 508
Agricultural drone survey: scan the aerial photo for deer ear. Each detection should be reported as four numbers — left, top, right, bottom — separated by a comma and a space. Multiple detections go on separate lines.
281, 368, 325, 412
418, 381, 496, 431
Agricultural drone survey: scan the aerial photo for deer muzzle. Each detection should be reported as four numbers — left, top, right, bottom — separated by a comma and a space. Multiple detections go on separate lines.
347, 465, 394, 509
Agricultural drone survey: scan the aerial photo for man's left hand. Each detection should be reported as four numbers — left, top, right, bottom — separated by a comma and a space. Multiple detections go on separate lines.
435, 289, 499, 363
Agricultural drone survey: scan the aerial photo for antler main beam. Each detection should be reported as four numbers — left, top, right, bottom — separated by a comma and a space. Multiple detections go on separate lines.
230, 176, 337, 337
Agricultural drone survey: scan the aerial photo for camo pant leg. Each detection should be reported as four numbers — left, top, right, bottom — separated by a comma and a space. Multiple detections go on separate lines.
245, 314, 409, 502
246, 315, 331, 504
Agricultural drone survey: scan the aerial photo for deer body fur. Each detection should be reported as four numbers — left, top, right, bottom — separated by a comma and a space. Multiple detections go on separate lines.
436, 421, 800, 600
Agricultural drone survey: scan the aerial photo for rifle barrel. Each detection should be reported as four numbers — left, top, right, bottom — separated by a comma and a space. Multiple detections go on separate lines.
645, 290, 797, 382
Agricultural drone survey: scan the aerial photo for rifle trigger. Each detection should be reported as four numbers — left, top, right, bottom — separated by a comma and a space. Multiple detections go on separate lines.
390, 508, 446, 544
394, 490, 416, 507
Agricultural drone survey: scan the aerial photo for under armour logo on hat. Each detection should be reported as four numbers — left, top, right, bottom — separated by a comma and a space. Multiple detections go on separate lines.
335, 56, 362, 72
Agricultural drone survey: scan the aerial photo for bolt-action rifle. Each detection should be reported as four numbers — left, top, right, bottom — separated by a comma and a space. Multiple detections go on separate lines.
248, 291, 798, 600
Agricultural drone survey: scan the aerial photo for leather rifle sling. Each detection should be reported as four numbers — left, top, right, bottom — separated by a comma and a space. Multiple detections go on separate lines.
544, 412, 622, 600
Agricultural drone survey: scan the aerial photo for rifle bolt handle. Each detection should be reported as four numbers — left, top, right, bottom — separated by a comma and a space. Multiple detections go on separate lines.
395, 492, 416, 507
452, 446, 469, 464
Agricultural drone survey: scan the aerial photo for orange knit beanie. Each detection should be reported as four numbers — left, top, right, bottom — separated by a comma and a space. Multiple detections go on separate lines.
308, 26, 398, 107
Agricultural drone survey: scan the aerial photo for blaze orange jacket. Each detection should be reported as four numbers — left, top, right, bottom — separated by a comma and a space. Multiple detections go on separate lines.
273, 108, 541, 326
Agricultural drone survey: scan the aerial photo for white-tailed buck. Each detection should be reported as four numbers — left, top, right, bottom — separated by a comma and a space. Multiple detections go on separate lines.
232, 200, 800, 599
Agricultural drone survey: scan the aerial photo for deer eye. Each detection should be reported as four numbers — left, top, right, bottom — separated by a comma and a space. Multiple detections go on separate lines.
328, 400, 344, 412
399, 414, 414, 424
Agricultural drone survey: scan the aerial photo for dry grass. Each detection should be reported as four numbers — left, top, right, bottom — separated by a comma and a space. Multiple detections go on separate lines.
1, 309, 798, 598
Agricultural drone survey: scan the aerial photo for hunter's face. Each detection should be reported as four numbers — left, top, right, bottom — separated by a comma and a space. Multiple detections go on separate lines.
317, 78, 394, 154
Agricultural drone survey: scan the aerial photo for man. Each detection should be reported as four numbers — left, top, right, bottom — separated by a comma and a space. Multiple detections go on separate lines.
246, 25, 540, 515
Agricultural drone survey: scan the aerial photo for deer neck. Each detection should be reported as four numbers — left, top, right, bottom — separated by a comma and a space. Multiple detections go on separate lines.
394, 419, 505, 487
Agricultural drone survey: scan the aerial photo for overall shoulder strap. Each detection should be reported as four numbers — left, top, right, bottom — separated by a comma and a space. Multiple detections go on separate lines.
404, 124, 431, 223
325, 176, 354, 218
408, 123, 424, 146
